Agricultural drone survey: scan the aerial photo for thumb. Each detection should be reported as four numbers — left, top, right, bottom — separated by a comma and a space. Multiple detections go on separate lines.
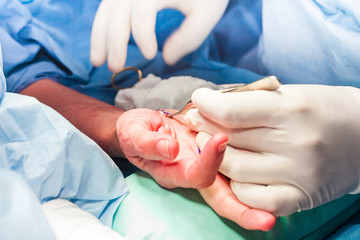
116, 110, 180, 161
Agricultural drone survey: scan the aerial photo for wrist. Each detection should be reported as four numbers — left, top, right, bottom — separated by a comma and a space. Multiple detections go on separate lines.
100, 111, 126, 158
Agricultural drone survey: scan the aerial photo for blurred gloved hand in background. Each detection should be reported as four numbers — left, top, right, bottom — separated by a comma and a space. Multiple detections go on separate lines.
90, 0, 229, 72
185, 85, 360, 216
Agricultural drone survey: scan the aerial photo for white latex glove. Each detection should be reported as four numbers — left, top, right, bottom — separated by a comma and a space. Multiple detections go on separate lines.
91, 0, 229, 72
185, 85, 360, 216
42, 199, 131, 240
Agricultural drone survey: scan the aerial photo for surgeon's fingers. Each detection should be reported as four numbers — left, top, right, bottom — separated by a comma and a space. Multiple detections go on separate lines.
137, 133, 227, 189
196, 132, 290, 184
90, 0, 111, 67
199, 174, 276, 231
131, 0, 158, 60
191, 88, 283, 128
186, 109, 289, 152
116, 109, 179, 161
107, 0, 132, 72
230, 181, 308, 216
162, 1, 228, 65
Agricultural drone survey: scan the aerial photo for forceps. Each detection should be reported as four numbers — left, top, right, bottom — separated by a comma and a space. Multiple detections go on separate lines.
167, 75, 281, 118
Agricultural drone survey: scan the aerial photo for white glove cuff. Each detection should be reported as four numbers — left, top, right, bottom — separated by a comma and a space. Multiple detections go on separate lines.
41, 199, 130, 240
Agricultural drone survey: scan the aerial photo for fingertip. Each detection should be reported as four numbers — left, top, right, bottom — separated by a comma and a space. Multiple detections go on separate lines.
162, 35, 185, 66
213, 132, 229, 146
140, 41, 158, 60
244, 209, 276, 231
162, 49, 179, 66
133, 24, 158, 60
206, 132, 228, 154
107, 56, 126, 73
90, 50, 106, 67
90, 30, 107, 67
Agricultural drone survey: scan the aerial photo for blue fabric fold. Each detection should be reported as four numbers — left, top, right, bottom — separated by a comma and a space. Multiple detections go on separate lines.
0, 92, 128, 228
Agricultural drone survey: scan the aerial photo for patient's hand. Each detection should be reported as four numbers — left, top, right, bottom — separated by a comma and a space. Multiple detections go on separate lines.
116, 108, 228, 189
117, 108, 276, 231
199, 173, 276, 231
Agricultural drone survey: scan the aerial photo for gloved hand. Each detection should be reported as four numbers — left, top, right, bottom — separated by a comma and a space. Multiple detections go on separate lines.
185, 84, 360, 216
116, 108, 228, 189
90, 0, 229, 72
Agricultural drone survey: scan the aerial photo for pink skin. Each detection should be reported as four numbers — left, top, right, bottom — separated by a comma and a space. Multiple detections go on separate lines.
199, 174, 276, 231
116, 108, 228, 189
117, 108, 276, 231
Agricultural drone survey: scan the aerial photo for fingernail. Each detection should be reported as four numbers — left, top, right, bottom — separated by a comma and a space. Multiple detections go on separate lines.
157, 140, 171, 160
218, 142, 227, 153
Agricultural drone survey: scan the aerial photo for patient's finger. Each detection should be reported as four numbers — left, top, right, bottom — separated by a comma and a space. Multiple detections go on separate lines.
136, 133, 227, 189
199, 174, 276, 231
190, 132, 228, 188
196, 132, 290, 185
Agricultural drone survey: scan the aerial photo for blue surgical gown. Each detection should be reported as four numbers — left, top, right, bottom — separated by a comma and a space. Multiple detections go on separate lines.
0, 0, 264, 104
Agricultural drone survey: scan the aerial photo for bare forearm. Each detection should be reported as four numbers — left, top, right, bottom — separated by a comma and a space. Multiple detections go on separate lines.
20, 79, 125, 157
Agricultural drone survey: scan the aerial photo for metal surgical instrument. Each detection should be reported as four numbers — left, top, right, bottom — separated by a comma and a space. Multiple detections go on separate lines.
167, 75, 281, 118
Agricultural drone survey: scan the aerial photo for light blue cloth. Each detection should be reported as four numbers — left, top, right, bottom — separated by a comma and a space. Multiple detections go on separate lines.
0, 4, 129, 236
0, 44, 55, 240
259, 0, 360, 87
0, 0, 99, 93
0, 92, 128, 228
1, 46, 128, 237
0, 169, 55, 240
0, 43, 5, 101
